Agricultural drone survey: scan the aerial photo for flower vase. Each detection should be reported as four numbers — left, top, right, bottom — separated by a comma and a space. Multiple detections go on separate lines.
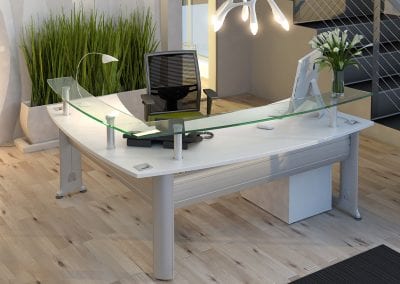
332, 70, 345, 97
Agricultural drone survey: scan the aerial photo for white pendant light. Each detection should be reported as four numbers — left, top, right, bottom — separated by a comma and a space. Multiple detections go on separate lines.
214, 0, 289, 35
214, 0, 242, 32
266, 0, 290, 31
249, 0, 258, 35
241, 0, 249, 21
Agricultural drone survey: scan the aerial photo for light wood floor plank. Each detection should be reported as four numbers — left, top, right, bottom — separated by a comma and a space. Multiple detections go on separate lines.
0, 95, 399, 283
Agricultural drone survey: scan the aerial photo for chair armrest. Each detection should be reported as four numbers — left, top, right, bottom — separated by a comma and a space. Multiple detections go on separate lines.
203, 88, 219, 99
203, 89, 218, 116
141, 94, 154, 121
141, 94, 155, 105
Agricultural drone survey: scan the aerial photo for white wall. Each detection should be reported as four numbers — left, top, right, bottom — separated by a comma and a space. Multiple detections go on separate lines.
216, 0, 253, 97
215, 0, 331, 101
251, 0, 323, 101
0, 0, 160, 145
385, 0, 400, 15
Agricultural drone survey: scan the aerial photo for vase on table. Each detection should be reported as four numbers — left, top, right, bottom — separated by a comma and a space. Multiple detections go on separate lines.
332, 69, 345, 97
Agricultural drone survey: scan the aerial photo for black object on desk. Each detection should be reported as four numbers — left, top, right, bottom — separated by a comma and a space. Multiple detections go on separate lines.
123, 132, 203, 149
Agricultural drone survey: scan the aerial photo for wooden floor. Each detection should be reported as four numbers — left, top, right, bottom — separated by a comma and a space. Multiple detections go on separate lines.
1, 96, 400, 283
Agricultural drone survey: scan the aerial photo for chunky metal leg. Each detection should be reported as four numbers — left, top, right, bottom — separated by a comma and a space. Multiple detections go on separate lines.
335, 133, 361, 220
152, 175, 174, 280
57, 130, 86, 198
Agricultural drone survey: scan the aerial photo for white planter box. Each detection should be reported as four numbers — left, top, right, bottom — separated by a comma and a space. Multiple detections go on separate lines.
16, 101, 58, 152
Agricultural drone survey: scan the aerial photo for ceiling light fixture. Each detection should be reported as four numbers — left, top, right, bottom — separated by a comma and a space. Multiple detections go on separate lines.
214, 0, 290, 35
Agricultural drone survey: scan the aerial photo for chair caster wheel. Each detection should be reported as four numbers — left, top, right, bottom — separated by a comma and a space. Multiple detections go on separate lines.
80, 186, 87, 193
55, 194, 64, 199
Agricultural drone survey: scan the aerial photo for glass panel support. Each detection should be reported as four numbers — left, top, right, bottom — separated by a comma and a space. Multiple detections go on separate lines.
329, 96, 339, 128
171, 119, 184, 161
106, 113, 116, 149
329, 106, 338, 128
62, 86, 70, 116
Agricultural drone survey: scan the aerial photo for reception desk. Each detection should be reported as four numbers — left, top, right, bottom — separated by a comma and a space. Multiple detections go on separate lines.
47, 78, 373, 280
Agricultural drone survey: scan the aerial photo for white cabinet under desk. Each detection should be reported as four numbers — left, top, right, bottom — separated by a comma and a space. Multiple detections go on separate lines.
241, 165, 333, 224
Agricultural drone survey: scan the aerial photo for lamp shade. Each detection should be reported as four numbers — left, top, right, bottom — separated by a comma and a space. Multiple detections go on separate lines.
101, 54, 119, 64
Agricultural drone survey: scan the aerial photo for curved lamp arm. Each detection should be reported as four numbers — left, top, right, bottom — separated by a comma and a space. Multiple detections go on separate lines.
214, 0, 244, 32
75, 52, 119, 98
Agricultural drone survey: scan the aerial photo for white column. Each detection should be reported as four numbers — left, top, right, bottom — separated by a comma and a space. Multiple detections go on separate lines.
152, 174, 174, 280
0, 1, 21, 145
160, 0, 182, 50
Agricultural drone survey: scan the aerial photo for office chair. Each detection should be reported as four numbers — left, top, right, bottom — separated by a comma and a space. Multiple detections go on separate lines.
141, 50, 218, 121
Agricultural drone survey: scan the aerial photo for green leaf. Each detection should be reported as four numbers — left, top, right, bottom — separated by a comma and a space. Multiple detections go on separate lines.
21, 6, 159, 106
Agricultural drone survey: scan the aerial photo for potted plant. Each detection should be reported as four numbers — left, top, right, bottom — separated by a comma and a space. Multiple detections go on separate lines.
18, 7, 158, 152
309, 28, 365, 96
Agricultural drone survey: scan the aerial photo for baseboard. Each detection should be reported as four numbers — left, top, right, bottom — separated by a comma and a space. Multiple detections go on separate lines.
14, 137, 58, 153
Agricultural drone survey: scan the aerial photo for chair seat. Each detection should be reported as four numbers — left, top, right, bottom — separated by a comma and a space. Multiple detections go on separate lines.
148, 111, 203, 121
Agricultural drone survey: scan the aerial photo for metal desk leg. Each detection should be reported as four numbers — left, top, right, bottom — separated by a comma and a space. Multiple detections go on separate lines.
153, 174, 174, 280
57, 130, 87, 199
335, 133, 361, 220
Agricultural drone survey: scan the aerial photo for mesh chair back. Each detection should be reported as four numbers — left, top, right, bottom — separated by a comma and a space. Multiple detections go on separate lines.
145, 51, 201, 115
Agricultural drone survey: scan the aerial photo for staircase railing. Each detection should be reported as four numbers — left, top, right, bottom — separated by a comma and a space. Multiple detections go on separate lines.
373, 0, 400, 119
293, 0, 400, 121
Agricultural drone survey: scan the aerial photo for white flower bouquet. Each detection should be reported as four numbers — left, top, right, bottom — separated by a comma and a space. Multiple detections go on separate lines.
309, 28, 365, 71
309, 28, 366, 94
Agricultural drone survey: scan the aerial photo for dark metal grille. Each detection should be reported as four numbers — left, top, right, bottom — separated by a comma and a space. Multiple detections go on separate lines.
294, 0, 400, 122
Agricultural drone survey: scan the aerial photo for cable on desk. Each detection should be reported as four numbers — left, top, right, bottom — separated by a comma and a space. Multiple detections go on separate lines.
199, 131, 214, 139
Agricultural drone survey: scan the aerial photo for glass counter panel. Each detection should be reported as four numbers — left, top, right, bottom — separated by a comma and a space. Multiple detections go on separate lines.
48, 77, 371, 138
47, 77, 156, 134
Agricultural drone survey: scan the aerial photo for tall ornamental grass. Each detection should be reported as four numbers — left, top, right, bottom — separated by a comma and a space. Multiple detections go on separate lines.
21, 7, 158, 106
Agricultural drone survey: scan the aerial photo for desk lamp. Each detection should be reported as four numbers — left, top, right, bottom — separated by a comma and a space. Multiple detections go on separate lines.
73, 52, 119, 149
75, 52, 119, 98
214, 0, 289, 35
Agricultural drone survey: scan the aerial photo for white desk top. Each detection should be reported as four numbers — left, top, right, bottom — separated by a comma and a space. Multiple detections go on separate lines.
48, 94, 373, 178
